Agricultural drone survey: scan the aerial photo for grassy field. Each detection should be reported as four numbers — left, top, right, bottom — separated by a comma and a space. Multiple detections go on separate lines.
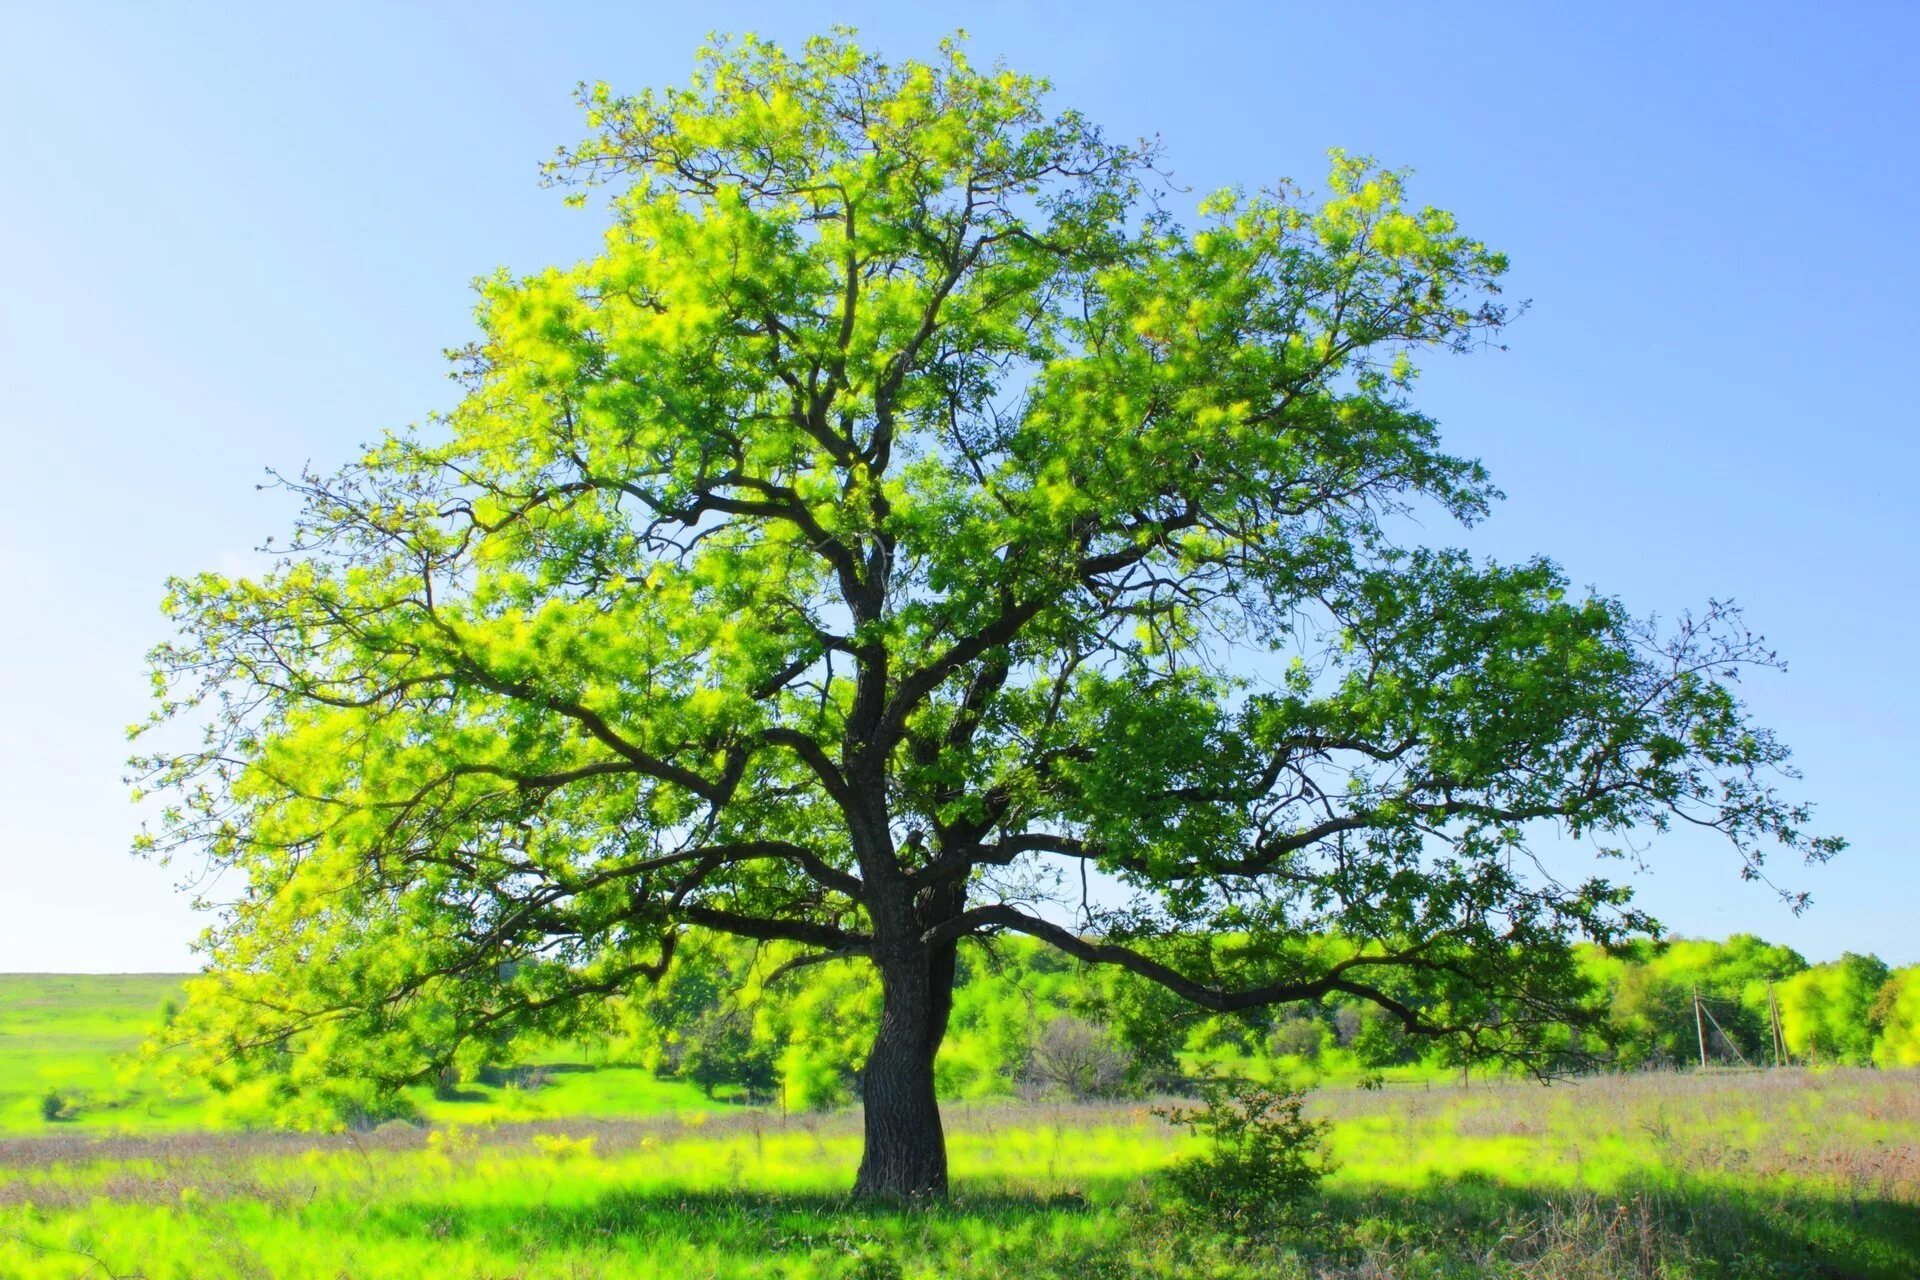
0, 975, 713, 1135
1, 976, 1916, 1278
0, 975, 199, 1132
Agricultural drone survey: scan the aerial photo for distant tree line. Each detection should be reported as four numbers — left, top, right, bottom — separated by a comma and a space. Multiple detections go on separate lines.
604, 932, 1920, 1108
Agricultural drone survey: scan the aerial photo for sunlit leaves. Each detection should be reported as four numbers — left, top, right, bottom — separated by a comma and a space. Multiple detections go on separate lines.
132, 30, 1836, 1120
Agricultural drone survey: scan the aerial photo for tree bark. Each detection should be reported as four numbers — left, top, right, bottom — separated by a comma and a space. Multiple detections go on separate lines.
854, 949, 952, 1198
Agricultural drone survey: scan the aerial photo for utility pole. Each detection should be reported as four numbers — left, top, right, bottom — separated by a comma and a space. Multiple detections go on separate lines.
1698, 1000, 1750, 1068
1694, 985, 1709, 1070
1768, 981, 1789, 1067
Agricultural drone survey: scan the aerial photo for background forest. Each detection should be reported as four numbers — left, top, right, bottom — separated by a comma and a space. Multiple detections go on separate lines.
599, 933, 1920, 1110
75, 932, 1909, 1132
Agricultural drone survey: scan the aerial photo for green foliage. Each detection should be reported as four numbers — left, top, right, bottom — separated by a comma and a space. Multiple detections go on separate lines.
1579, 934, 1808, 1067
758, 957, 878, 1112
1871, 967, 1920, 1068
1348, 1005, 1415, 1069
679, 1008, 778, 1101
148, 929, 1919, 1131
37, 1089, 67, 1123
131, 29, 1838, 1174
1155, 1075, 1333, 1223
1267, 1012, 1326, 1062
1780, 952, 1892, 1065
6, 945, 1920, 1147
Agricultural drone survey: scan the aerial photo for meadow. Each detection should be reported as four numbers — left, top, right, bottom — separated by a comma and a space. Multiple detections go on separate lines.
3, 976, 1917, 1278
0, 975, 710, 1137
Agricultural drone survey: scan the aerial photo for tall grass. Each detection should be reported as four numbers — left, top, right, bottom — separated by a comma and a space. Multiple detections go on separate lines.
0, 1070, 1914, 1277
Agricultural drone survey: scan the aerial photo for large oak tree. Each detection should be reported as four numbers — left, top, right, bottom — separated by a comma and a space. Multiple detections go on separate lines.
138, 33, 1838, 1197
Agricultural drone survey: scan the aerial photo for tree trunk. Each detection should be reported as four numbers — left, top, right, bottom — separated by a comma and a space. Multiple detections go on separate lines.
854, 949, 952, 1198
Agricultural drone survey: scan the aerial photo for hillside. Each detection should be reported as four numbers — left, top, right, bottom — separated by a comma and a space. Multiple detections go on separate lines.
0, 973, 711, 1134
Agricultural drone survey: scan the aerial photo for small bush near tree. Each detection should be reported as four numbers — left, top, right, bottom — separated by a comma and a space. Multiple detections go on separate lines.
1156, 1076, 1332, 1223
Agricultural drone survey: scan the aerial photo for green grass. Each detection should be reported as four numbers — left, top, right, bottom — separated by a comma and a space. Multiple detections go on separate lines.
2, 1073, 1915, 1277
2, 976, 1916, 1277
0, 974, 717, 1135
0, 974, 191, 1131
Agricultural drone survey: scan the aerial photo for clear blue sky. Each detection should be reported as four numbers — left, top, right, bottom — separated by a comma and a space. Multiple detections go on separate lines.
1, 2, 1914, 971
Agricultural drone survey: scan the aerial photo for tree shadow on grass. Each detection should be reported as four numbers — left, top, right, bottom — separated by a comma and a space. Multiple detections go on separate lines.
1317, 1175, 1920, 1280
359, 1185, 1095, 1235
337, 1175, 1919, 1279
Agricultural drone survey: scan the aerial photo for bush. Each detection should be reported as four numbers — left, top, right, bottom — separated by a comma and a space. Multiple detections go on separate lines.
680, 1007, 779, 1101
1021, 1015, 1134, 1100
39, 1089, 68, 1122
531, 1132, 597, 1161
1155, 1076, 1332, 1223
1350, 1006, 1416, 1067
1268, 1012, 1325, 1062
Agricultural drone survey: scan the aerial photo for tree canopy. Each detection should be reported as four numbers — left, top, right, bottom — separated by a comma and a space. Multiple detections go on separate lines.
136, 31, 1839, 1197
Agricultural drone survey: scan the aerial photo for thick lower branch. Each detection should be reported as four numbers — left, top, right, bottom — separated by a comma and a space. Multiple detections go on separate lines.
927, 903, 1455, 1032
678, 904, 870, 952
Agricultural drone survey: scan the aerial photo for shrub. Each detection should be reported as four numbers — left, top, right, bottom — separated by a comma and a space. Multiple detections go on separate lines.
1268, 1012, 1325, 1062
680, 1007, 779, 1101
39, 1089, 68, 1122
1155, 1076, 1332, 1223
531, 1132, 596, 1161
782, 1040, 855, 1111
1022, 1015, 1134, 1100
1349, 1006, 1416, 1067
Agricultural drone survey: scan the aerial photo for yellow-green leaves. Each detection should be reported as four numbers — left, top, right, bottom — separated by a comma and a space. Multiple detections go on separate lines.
136, 32, 1832, 1136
